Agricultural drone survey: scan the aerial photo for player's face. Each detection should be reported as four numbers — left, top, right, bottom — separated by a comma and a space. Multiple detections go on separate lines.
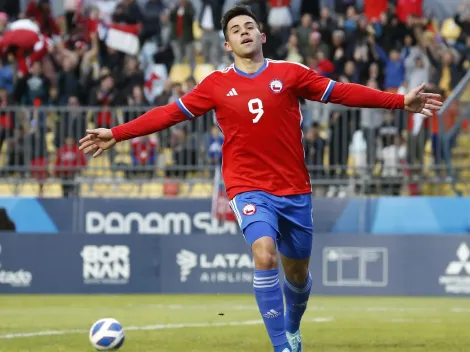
224, 15, 265, 58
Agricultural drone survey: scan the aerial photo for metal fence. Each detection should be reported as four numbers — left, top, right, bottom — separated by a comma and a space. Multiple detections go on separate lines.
0, 104, 467, 198
437, 70, 470, 195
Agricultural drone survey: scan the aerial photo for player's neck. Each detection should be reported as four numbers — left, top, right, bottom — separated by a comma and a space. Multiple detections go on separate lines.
233, 54, 266, 75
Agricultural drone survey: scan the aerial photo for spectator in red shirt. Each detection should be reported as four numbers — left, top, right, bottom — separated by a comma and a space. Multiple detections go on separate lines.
396, 0, 423, 24
26, 0, 61, 38
364, 0, 388, 22
316, 51, 335, 77
55, 136, 86, 197
130, 135, 158, 179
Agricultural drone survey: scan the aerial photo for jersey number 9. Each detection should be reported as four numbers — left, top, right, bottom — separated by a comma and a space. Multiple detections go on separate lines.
248, 98, 264, 124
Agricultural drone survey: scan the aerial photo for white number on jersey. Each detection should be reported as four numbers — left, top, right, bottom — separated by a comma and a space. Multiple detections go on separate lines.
248, 98, 264, 123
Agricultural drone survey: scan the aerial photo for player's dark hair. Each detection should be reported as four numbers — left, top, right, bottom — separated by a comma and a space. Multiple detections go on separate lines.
221, 5, 260, 41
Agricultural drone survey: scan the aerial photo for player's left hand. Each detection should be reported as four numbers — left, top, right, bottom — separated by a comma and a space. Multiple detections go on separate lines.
404, 84, 443, 117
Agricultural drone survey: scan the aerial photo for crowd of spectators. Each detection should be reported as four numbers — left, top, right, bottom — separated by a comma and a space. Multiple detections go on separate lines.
0, 0, 468, 197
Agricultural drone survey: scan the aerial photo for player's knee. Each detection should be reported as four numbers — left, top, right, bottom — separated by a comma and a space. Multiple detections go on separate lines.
252, 237, 277, 270
253, 250, 278, 270
284, 260, 309, 285
285, 268, 309, 285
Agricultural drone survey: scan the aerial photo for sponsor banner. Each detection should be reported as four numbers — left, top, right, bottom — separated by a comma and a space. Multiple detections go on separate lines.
1, 197, 470, 235
161, 235, 470, 296
161, 236, 254, 293
0, 244, 32, 288
0, 235, 160, 293
2, 234, 470, 295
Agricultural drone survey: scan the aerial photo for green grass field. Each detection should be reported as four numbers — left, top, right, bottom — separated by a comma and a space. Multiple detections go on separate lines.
1, 295, 470, 351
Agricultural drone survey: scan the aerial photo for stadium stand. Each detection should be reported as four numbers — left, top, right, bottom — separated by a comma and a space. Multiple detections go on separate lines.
0, 0, 468, 198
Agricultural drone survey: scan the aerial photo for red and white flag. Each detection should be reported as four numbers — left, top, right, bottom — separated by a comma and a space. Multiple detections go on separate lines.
0, 19, 41, 51
144, 64, 168, 103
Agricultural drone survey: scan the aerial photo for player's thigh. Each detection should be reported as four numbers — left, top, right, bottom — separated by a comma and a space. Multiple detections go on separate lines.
277, 194, 313, 260
230, 191, 280, 248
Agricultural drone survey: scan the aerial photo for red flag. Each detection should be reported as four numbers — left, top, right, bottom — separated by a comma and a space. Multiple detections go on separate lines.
0, 19, 41, 51
212, 167, 237, 223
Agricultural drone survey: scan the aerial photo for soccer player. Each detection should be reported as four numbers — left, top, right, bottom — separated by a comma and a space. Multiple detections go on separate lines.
79, 5, 442, 352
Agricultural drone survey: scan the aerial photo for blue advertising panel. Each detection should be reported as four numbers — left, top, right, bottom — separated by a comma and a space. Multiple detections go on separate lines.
158, 235, 470, 296
0, 235, 161, 294
78, 198, 240, 235
0, 196, 468, 235
2, 234, 470, 296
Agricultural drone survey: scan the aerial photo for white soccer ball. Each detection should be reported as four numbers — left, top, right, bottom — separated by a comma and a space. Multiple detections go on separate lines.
89, 318, 125, 351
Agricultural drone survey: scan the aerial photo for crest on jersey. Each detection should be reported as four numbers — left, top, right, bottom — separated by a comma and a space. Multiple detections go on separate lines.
269, 79, 283, 94
242, 204, 257, 216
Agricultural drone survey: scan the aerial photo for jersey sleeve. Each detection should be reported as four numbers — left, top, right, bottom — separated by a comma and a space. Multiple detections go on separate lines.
292, 63, 336, 103
176, 73, 216, 118
292, 63, 404, 110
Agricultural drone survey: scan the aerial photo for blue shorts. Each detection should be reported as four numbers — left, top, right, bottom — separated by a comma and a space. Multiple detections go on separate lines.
229, 191, 313, 259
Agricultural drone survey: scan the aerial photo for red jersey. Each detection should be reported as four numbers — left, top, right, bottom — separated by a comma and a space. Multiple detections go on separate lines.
269, 0, 291, 7
396, 0, 423, 23
364, 0, 388, 21
112, 59, 404, 200
177, 59, 325, 198
55, 144, 87, 177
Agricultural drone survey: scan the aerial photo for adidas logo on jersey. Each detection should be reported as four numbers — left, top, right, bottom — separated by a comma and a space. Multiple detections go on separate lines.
227, 88, 238, 96
262, 309, 280, 318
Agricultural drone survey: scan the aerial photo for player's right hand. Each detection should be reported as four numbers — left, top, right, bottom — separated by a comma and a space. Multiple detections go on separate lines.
79, 128, 116, 158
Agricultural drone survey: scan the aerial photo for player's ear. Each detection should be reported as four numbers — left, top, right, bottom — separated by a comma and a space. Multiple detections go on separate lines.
261, 32, 266, 44
224, 40, 233, 53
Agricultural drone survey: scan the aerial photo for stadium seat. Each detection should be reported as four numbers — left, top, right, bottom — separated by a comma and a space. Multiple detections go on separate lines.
193, 22, 203, 40
95, 183, 113, 194
19, 183, 40, 197
0, 184, 15, 196
114, 153, 132, 167
424, 140, 432, 154
177, 182, 190, 197
46, 132, 56, 153
141, 183, 164, 198
347, 155, 355, 176
169, 64, 192, 84
116, 140, 131, 154
162, 148, 174, 166
84, 157, 112, 178
80, 184, 94, 197
188, 183, 213, 198
87, 120, 95, 130
43, 183, 63, 198
194, 64, 215, 83
0, 153, 6, 168
80, 183, 113, 197
115, 183, 139, 198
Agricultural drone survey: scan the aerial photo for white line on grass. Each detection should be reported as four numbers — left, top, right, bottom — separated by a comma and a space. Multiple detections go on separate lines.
130, 303, 463, 314
388, 318, 442, 324
0, 317, 333, 339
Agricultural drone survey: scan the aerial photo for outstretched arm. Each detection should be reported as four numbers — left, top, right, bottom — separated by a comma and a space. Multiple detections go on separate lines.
79, 103, 190, 158
80, 74, 216, 157
111, 103, 188, 141
329, 82, 441, 117
293, 63, 442, 117
327, 81, 404, 110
